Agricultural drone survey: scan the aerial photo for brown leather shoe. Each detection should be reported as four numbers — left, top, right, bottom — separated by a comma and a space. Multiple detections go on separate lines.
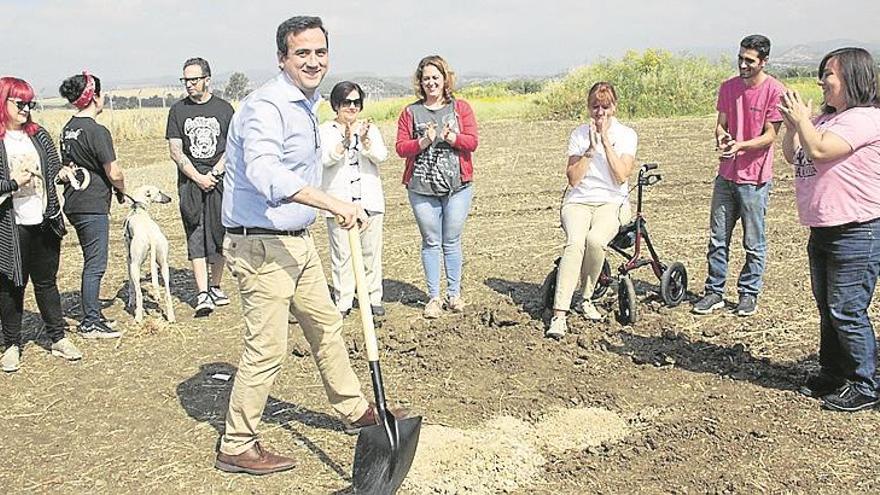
345, 404, 410, 435
215, 442, 296, 475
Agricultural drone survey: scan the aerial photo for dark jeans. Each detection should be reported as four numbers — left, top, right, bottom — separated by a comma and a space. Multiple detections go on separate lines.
0, 224, 65, 347
704, 176, 771, 296
67, 213, 109, 326
808, 218, 880, 397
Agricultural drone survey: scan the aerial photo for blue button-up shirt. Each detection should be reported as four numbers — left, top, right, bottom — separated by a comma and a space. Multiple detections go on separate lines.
222, 72, 322, 231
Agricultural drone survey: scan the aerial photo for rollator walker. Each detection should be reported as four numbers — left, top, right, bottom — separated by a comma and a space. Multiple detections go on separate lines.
541, 163, 688, 324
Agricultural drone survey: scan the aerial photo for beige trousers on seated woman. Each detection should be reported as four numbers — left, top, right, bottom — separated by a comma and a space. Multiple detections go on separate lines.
553, 201, 631, 311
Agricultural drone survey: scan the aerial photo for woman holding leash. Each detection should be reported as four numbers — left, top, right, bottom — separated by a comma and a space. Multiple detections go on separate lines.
0, 76, 82, 372
58, 72, 126, 339
546, 82, 638, 339
780, 47, 880, 412
396, 55, 479, 319
320, 81, 389, 318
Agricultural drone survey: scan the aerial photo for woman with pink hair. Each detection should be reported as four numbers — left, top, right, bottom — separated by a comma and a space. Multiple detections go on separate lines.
0, 76, 81, 372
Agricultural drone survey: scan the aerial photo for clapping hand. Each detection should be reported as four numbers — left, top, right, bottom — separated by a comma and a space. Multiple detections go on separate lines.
441, 121, 457, 144
778, 90, 813, 126
716, 129, 739, 160
425, 122, 438, 142
584, 122, 599, 158
359, 118, 373, 149
715, 129, 732, 151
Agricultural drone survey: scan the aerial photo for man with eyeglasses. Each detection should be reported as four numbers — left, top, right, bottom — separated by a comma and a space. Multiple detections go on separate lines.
166, 57, 234, 317
214, 16, 405, 475
692, 34, 785, 317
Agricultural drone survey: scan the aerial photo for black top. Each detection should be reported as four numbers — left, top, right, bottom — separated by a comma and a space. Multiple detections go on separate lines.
165, 95, 234, 183
60, 116, 117, 215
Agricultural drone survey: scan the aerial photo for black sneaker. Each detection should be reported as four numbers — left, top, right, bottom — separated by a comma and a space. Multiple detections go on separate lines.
692, 292, 724, 315
370, 305, 386, 317
735, 294, 758, 317
799, 373, 845, 398
821, 383, 879, 412
79, 320, 121, 339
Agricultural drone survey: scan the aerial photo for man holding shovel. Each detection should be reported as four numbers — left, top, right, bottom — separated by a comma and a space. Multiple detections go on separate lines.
216, 16, 404, 476
166, 57, 234, 317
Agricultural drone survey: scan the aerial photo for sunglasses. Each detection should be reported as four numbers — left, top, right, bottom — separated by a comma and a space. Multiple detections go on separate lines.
180, 76, 208, 85
8, 99, 37, 111
340, 98, 363, 109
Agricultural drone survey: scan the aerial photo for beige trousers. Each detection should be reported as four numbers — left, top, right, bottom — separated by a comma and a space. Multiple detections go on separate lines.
325, 214, 384, 311
553, 201, 631, 311
219, 232, 369, 455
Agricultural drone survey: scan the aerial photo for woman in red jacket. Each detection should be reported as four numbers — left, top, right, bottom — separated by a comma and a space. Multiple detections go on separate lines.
396, 55, 478, 319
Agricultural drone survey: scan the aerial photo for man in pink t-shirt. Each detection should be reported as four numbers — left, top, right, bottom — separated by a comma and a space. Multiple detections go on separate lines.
692, 34, 785, 317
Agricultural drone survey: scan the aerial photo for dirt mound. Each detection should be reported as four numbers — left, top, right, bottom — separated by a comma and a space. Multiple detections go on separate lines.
531, 407, 629, 455
403, 407, 631, 494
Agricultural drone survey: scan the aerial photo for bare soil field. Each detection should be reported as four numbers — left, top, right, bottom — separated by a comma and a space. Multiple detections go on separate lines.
2, 117, 879, 494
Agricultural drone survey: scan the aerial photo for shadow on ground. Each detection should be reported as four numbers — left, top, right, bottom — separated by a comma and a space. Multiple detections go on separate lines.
176, 362, 353, 482
603, 330, 807, 392
382, 279, 428, 309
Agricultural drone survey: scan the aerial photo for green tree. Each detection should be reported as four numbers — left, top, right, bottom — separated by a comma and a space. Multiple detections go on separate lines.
225, 72, 249, 101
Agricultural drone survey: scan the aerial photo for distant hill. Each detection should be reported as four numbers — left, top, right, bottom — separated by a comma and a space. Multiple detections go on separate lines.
49, 38, 879, 102
771, 39, 880, 71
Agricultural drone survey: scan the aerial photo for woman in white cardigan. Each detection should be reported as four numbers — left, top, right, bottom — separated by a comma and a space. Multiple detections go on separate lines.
320, 81, 389, 317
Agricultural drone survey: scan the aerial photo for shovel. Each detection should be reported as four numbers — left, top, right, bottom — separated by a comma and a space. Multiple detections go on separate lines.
345, 223, 422, 494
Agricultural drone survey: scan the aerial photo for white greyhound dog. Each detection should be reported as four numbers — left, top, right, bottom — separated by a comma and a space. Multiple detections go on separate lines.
123, 185, 175, 323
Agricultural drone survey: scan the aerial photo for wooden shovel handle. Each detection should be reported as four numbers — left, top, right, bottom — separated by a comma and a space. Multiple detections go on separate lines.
347, 225, 380, 362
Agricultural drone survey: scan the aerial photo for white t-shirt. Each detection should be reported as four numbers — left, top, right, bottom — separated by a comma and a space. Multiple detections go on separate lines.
564, 118, 638, 205
4, 130, 44, 225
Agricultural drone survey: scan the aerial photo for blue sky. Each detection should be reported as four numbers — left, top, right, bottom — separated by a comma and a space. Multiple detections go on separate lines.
4, 0, 879, 93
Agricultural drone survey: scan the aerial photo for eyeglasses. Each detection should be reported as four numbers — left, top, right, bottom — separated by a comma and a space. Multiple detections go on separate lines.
8, 99, 36, 112
341, 98, 363, 109
180, 76, 208, 85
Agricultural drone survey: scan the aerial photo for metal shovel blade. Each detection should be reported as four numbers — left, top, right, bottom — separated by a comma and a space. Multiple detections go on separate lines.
352, 414, 422, 494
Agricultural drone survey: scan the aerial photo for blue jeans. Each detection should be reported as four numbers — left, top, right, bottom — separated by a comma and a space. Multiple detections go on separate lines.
408, 185, 473, 299
808, 218, 880, 397
67, 213, 110, 325
704, 176, 771, 296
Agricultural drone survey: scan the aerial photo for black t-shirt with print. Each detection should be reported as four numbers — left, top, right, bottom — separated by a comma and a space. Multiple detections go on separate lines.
165, 95, 234, 183
59, 116, 117, 215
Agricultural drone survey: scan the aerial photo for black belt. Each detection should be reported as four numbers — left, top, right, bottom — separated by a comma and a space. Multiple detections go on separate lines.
226, 226, 307, 237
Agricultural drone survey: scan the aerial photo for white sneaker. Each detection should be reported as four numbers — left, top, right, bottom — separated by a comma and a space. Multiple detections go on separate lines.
545, 316, 567, 340
1, 345, 21, 372
423, 298, 443, 319
51, 338, 83, 361
209, 286, 230, 306
194, 291, 215, 317
581, 300, 604, 321
445, 295, 466, 313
